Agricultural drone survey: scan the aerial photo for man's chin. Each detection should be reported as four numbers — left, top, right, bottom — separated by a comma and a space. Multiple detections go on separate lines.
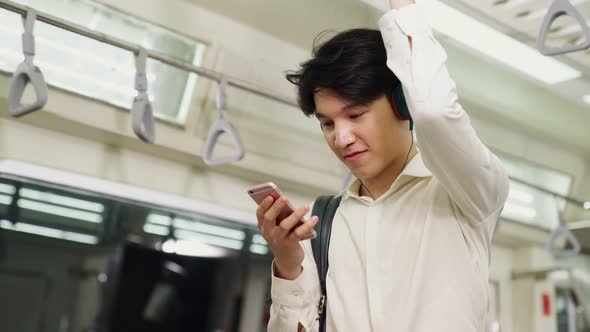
348, 168, 373, 181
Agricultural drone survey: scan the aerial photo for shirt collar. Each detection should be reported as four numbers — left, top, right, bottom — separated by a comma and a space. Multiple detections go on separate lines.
342, 151, 432, 200
400, 150, 432, 178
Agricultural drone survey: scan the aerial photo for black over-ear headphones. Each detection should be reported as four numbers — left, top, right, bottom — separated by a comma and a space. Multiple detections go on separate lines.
393, 83, 414, 131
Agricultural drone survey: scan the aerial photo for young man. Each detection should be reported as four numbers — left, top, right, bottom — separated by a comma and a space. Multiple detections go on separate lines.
256, 0, 510, 331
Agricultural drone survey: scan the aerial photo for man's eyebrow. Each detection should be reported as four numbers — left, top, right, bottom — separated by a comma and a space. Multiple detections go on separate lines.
342, 102, 365, 112
315, 102, 365, 119
315, 112, 327, 119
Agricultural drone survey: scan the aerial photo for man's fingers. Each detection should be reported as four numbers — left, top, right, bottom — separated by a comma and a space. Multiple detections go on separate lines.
256, 196, 274, 229
289, 216, 319, 240
262, 196, 287, 231
277, 204, 311, 234
300, 229, 318, 241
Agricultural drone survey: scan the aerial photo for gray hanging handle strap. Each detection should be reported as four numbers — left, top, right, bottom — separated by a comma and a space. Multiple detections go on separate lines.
216, 76, 228, 112
537, 0, 590, 55
8, 8, 48, 118
202, 78, 246, 166
546, 197, 581, 257
131, 48, 155, 144
546, 225, 581, 257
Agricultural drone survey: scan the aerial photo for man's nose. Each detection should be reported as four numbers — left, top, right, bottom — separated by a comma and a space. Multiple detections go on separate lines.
334, 124, 355, 148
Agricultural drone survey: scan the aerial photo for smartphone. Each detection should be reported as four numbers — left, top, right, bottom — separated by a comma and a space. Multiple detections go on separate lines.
247, 182, 304, 227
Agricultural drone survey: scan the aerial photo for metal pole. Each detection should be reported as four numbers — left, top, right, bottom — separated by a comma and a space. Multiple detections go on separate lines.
509, 176, 587, 208
0, 0, 300, 108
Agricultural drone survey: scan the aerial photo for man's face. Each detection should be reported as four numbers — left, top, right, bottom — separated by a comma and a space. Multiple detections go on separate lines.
314, 89, 410, 181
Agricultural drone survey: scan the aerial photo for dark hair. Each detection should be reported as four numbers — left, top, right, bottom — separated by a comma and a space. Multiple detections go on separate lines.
286, 28, 400, 117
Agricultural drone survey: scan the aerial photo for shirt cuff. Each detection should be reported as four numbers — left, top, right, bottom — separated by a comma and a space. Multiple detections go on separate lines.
378, 3, 431, 37
270, 260, 313, 308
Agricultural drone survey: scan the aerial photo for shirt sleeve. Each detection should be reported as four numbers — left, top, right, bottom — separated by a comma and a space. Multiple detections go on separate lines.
378, 4, 510, 222
267, 204, 322, 331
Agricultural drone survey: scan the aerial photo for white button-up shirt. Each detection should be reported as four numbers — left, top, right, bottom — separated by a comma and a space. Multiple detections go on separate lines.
268, 4, 510, 332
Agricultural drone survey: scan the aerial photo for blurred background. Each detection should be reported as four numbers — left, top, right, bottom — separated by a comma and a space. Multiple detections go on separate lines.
1, 0, 590, 331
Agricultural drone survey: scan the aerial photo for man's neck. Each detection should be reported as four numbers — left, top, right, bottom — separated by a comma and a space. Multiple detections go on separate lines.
359, 146, 418, 200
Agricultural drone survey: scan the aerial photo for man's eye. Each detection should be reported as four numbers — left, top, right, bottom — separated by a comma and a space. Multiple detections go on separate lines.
320, 122, 334, 129
350, 112, 366, 119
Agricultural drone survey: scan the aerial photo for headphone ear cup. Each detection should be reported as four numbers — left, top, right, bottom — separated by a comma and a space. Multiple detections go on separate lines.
393, 84, 413, 131
393, 84, 409, 119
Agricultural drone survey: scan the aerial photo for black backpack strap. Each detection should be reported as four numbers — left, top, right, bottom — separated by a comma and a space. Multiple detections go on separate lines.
310, 195, 342, 332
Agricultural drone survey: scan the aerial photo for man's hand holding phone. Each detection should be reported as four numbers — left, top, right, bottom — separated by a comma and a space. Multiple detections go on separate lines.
250, 183, 319, 280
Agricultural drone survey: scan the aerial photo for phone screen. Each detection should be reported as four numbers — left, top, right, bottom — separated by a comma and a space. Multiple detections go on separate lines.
248, 184, 303, 227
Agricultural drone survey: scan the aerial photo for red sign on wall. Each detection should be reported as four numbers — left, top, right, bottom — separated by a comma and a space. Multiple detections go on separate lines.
542, 293, 551, 316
